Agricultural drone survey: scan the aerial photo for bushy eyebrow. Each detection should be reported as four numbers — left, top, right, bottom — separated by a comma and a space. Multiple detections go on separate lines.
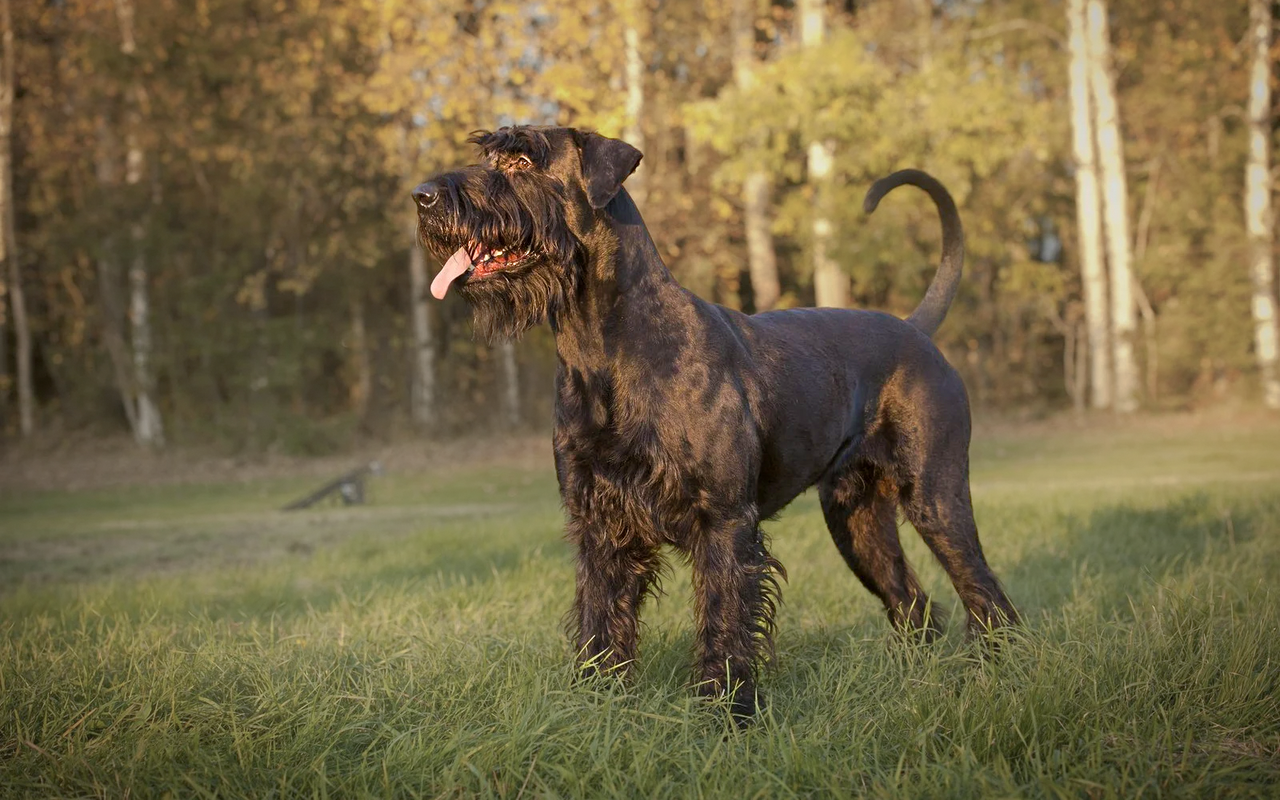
467, 127, 552, 164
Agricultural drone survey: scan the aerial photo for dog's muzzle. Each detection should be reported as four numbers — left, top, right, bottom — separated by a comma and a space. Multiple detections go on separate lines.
411, 180, 473, 299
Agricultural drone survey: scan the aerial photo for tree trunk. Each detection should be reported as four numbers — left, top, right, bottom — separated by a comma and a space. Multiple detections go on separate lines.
799, 0, 847, 308
124, 181, 162, 452
1073, 319, 1089, 416
1246, 0, 1280, 408
348, 296, 371, 421
97, 257, 140, 436
116, 0, 163, 446
623, 1, 646, 206
733, 0, 780, 312
0, 0, 32, 436
1048, 303, 1088, 416
498, 341, 520, 430
1066, 0, 1111, 410
0, 288, 8, 417
1133, 276, 1158, 403
249, 303, 268, 450
742, 173, 780, 311
94, 111, 148, 440
1084, 0, 1138, 413
1133, 159, 1162, 403
128, 232, 163, 446
408, 227, 436, 429
0, 0, 8, 411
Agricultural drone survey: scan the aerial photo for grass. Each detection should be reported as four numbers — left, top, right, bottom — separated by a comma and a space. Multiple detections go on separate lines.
2, 422, 1279, 798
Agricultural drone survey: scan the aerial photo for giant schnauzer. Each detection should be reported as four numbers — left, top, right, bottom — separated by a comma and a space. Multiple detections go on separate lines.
413, 126, 1017, 719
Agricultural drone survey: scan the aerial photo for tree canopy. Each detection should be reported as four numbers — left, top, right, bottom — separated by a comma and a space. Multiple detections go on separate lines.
1, 0, 1274, 451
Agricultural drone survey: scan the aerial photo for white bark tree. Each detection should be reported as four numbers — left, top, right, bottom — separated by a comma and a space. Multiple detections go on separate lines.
1246, 0, 1280, 409
623, 0, 646, 206
128, 230, 164, 447
1066, 0, 1111, 409
94, 115, 145, 439
408, 224, 437, 428
0, 0, 32, 435
733, 0, 780, 312
116, 0, 164, 446
97, 261, 140, 436
1085, 0, 1138, 413
498, 341, 520, 430
799, 0, 847, 308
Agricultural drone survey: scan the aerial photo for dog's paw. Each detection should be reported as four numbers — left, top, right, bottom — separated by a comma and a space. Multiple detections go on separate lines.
695, 677, 761, 727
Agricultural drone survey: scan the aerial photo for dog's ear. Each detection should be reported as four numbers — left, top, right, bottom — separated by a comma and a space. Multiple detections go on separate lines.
579, 132, 643, 209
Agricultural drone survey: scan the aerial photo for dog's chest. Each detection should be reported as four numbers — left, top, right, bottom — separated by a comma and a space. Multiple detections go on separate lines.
554, 371, 714, 549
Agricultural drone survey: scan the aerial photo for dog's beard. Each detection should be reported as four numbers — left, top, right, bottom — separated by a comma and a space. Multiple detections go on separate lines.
459, 258, 578, 342
418, 219, 582, 342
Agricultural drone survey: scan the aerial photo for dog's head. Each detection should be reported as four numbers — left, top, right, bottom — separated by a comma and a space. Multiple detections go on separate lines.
414, 125, 642, 340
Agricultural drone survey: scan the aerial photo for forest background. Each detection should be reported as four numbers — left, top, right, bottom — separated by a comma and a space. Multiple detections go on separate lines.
1, 0, 1277, 454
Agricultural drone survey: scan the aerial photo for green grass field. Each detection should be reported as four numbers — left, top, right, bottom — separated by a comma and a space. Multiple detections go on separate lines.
2, 421, 1279, 798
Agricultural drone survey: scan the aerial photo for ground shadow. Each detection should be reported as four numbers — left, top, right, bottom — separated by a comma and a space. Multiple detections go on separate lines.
1001, 491, 1271, 620
743, 488, 1278, 707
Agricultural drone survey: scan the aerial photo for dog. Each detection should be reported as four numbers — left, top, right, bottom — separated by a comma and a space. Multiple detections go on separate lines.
413, 126, 1017, 719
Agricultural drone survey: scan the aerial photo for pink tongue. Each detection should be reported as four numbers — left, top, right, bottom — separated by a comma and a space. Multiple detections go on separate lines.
431, 247, 474, 299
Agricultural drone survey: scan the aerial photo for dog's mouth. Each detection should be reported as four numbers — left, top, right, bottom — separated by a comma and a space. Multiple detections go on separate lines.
430, 242, 532, 299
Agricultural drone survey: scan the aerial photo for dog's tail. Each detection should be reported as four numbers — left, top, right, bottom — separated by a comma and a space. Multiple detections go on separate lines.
863, 169, 964, 338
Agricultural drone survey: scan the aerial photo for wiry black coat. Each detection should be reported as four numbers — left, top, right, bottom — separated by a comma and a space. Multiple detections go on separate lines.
415, 126, 1018, 720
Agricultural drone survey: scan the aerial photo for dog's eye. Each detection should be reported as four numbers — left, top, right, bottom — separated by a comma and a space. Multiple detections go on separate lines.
512, 155, 534, 170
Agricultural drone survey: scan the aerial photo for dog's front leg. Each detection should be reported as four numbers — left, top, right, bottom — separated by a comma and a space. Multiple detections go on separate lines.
692, 517, 778, 721
569, 522, 662, 680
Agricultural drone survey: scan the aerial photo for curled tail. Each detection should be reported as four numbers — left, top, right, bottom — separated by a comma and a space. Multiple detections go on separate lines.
863, 169, 964, 338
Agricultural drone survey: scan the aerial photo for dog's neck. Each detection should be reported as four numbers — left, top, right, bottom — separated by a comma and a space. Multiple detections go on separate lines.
553, 188, 696, 374
603, 188, 670, 293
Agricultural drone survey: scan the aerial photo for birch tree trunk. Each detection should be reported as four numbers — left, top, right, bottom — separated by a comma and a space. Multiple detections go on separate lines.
623, 1, 646, 206
799, 0, 847, 308
117, 0, 164, 446
408, 227, 437, 428
498, 341, 520, 430
1066, 0, 1111, 409
0, 0, 32, 436
1246, 0, 1280, 409
129, 234, 164, 446
93, 112, 149, 440
97, 257, 141, 435
733, 0, 780, 312
1085, 0, 1138, 413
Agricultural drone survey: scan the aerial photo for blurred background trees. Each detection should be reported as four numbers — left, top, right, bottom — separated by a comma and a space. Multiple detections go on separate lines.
0, 0, 1276, 453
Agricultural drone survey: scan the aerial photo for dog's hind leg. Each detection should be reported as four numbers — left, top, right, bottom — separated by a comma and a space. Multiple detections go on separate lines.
899, 449, 1018, 634
819, 464, 941, 638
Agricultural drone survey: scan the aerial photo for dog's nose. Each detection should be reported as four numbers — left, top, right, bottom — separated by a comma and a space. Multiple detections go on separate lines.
412, 181, 441, 209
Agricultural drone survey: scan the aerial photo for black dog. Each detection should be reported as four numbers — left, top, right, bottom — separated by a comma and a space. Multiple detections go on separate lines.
414, 126, 1017, 719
